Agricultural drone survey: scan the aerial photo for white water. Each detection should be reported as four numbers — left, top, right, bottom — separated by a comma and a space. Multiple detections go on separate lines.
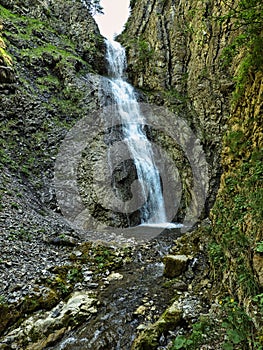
103, 39, 167, 224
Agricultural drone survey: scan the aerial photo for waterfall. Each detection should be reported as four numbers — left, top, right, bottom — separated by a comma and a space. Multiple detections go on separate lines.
102, 39, 167, 224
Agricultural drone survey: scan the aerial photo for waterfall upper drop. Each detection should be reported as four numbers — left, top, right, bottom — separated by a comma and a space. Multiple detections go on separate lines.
105, 39, 126, 78
102, 39, 167, 225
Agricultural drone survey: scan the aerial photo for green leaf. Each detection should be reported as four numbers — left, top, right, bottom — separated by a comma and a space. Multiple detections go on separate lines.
227, 329, 244, 344
256, 241, 263, 253
222, 322, 230, 328
222, 342, 234, 350
173, 335, 187, 349
186, 339, 194, 346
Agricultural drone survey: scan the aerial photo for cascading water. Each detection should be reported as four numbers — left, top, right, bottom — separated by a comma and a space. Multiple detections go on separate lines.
49, 9, 187, 350
102, 39, 167, 225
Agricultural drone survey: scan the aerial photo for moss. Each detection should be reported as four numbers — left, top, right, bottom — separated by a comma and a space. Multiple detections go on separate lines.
207, 67, 263, 347
132, 328, 159, 350
0, 303, 20, 335
219, 0, 263, 101
132, 302, 182, 350
44, 264, 84, 298
36, 74, 60, 91
0, 46, 12, 65
19, 44, 86, 68
70, 242, 125, 274
0, 19, 12, 66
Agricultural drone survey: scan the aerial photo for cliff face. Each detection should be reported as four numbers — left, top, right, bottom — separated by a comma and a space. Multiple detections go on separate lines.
120, 0, 238, 213
0, 0, 105, 210
210, 70, 263, 330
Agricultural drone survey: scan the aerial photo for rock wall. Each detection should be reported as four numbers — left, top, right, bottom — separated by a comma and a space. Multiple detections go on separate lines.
120, 0, 237, 212
210, 70, 263, 334
0, 0, 105, 211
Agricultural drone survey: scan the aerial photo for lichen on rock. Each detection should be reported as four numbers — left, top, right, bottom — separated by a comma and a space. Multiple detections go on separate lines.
1, 291, 97, 350
132, 301, 182, 350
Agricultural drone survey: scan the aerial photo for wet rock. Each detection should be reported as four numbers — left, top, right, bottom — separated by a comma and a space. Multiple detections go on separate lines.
87, 283, 99, 289
27, 327, 67, 350
163, 255, 190, 278
132, 301, 182, 350
1, 292, 97, 349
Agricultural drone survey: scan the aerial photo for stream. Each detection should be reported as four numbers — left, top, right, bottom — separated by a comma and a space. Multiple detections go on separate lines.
51, 229, 183, 350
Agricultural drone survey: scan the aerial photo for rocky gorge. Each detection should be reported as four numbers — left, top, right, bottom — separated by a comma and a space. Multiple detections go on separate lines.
0, 0, 262, 349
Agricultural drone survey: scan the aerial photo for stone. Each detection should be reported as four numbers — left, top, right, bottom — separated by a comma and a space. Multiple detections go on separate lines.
136, 324, 147, 331
87, 283, 99, 289
134, 305, 147, 315
163, 255, 189, 278
0, 0, 106, 338
74, 250, 82, 257
131, 301, 182, 349
1, 292, 97, 348
26, 327, 66, 350
106, 272, 124, 282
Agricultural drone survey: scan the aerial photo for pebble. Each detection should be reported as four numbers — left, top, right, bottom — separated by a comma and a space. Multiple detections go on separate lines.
74, 250, 82, 257
134, 305, 147, 315
136, 324, 147, 330
87, 283, 99, 289
106, 272, 123, 281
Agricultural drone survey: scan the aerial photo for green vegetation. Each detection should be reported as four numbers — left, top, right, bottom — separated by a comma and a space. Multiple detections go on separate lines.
0, 20, 12, 65
172, 317, 214, 349
219, 0, 263, 100
172, 297, 262, 350
70, 242, 128, 273
205, 0, 263, 346
0, 1, 102, 188
170, 1, 263, 348
82, 0, 103, 15
9, 227, 32, 241
256, 242, 263, 253
126, 37, 155, 72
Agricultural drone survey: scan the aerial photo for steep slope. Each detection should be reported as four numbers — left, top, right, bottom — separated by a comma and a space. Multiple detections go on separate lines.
0, 0, 106, 338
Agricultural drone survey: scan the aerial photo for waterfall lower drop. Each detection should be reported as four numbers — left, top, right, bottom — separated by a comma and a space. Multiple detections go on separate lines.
104, 39, 167, 225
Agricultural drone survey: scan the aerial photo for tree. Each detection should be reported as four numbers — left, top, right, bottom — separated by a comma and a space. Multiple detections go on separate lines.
81, 0, 103, 15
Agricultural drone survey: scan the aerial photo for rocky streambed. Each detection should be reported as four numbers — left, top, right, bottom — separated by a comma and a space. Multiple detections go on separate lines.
0, 224, 212, 350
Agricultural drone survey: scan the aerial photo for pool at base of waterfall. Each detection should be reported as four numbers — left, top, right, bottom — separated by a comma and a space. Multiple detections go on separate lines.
140, 222, 184, 229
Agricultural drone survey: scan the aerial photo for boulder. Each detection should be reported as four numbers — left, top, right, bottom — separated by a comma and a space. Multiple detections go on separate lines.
163, 254, 189, 278
132, 301, 182, 350
1, 292, 97, 349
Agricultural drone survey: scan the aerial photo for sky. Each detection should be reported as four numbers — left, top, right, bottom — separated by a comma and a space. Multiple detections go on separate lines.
94, 0, 130, 39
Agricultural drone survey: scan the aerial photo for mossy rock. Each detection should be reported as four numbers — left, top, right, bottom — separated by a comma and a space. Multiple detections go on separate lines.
132, 327, 159, 350
132, 302, 182, 349
0, 303, 19, 335
70, 242, 123, 272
